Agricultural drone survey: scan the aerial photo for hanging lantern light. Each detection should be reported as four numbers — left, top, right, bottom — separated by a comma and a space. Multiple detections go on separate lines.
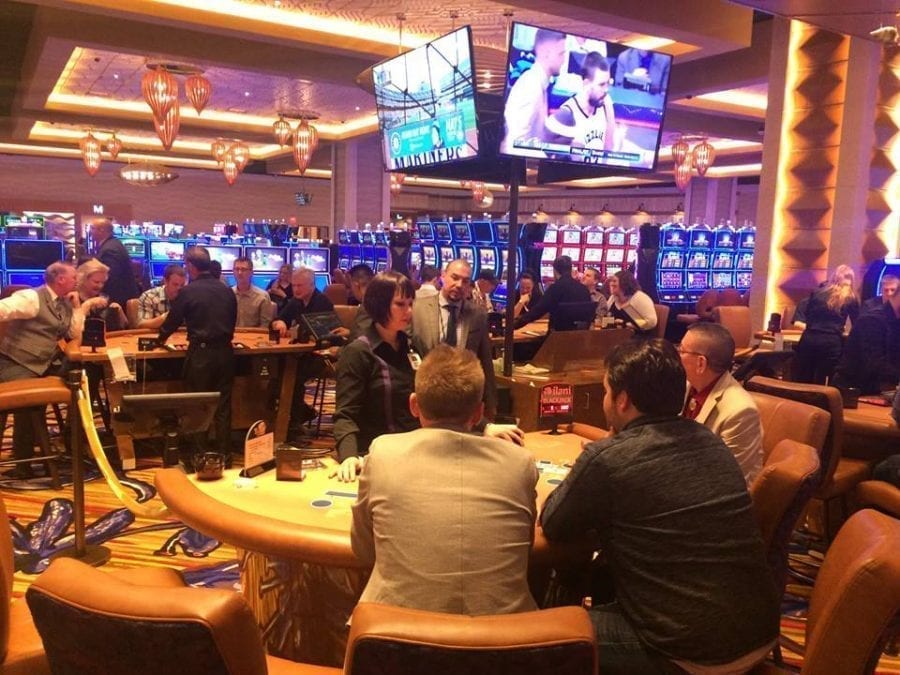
292, 119, 319, 175
106, 133, 122, 159
211, 138, 227, 163
478, 190, 494, 208
674, 158, 693, 191
389, 173, 405, 195
222, 150, 240, 186
671, 136, 690, 166
692, 139, 716, 176
471, 181, 486, 203
79, 132, 102, 177
153, 100, 180, 150
185, 73, 212, 115
272, 115, 292, 147
230, 141, 250, 171
141, 66, 178, 122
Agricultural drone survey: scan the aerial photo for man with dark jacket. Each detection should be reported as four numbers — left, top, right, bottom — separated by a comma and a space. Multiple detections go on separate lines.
90, 218, 140, 307
833, 290, 900, 394
513, 256, 593, 331
541, 338, 779, 673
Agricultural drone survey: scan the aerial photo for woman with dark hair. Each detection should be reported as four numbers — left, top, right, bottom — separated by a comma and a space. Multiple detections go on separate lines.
794, 264, 860, 384
608, 269, 657, 334
332, 271, 418, 482
512, 270, 543, 319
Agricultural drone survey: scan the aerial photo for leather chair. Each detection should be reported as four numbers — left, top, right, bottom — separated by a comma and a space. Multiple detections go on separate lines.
323, 283, 348, 306
125, 297, 140, 328
752, 509, 900, 674
0, 286, 30, 300
745, 377, 872, 539
26, 557, 336, 675
749, 390, 830, 464
749, 439, 820, 596
333, 304, 359, 330
653, 303, 669, 339
344, 602, 597, 675
675, 288, 718, 326
854, 480, 900, 519
713, 305, 755, 360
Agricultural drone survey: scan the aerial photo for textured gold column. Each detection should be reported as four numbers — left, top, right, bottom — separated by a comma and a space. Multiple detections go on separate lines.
864, 45, 900, 261
764, 22, 850, 319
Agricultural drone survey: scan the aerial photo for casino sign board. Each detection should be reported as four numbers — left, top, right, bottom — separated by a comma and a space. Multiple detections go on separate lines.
539, 383, 574, 433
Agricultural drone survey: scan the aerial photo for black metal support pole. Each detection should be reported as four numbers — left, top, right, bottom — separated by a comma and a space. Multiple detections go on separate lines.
502, 159, 523, 378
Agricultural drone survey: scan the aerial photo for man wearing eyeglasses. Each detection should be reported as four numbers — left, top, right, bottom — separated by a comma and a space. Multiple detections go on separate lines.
679, 322, 763, 484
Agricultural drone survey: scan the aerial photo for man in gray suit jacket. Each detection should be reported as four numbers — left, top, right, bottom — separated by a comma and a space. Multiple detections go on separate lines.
351, 345, 538, 615
411, 259, 497, 419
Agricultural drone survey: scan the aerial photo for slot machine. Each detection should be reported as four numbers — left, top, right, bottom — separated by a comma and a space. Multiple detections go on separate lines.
581, 226, 604, 273
373, 231, 390, 272
3, 239, 64, 287
417, 222, 438, 271
558, 226, 583, 271
452, 222, 477, 273
2, 214, 45, 240
539, 223, 559, 286
244, 245, 288, 290
147, 240, 186, 285
685, 225, 713, 300
494, 221, 522, 281
625, 227, 640, 270
433, 222, 455, 270
735, 226, 756, 292
349, 231, 363, 268
337, 229, 354, 269
409, 223, 424, 274
359, 230, 377, 268
602, 227, 628, 279
471, 221, 499, 277
656, 224, 688, 302
710, 226, 737, 291
291, 247, 331, 275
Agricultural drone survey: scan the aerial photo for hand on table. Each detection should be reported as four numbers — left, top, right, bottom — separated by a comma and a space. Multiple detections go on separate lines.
330, 326, 350, 338
329, 456, 362, 482
271, 319, 289, 338
485, 423, 525, 447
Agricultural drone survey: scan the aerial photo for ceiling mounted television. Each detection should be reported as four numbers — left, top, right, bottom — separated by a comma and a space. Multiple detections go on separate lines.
373, 26, 479, 171
500, 22, 672, 173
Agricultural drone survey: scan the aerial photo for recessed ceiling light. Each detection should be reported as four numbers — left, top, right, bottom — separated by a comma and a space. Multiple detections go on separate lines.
355, 106, 360, 111
244, 91, 251, 97
274, 0, 282, 6
113, 73, 120, 80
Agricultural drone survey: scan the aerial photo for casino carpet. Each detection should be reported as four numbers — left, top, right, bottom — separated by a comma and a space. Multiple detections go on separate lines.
1, 389, 898, 672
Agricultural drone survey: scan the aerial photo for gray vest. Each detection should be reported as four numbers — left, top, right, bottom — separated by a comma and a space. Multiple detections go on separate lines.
0, 286, 73, 375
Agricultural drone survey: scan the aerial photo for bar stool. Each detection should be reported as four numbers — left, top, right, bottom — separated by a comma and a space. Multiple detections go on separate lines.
0, 377, 71, 488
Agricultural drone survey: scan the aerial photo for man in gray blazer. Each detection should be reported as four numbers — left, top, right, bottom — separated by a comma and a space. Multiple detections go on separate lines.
351, 345, 538, 615
411, 259, 497, 418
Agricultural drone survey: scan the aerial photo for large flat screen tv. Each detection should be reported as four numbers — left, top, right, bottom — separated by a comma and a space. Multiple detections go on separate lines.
373, 26, 479, 171
500, 22, 671, 172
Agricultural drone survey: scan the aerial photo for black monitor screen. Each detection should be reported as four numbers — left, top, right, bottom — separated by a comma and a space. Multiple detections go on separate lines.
149, 240, 185, 262
4, 240, 63, 270
472, 221, 493, 243
5, 226, 42, 240
500, 22, 671, 171
373, 26, 479, 170
246, 246, 288, 273
689, 229, 713, 249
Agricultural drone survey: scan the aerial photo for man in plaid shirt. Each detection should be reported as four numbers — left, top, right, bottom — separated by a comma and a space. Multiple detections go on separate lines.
136, 264, 186, 329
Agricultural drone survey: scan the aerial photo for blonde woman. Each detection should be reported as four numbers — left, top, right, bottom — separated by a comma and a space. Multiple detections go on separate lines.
794, 264, 859, 384
76, 258, 128, 330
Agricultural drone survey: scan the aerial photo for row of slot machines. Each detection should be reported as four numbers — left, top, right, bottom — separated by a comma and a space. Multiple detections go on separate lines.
336, 229, 391, 272
656, 223, 756, 302
539, 224, 640, 286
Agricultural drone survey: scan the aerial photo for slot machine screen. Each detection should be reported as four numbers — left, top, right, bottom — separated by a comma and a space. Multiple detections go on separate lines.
410, 250, 423, 270
360, 231, 374, 245
688, 229, 712, 249
686, 251, 710, 269
541, 245, 558, 262
583, 248, 603, 263
376, 260, 388, 272
416, 222, 435, 241
738, 230, 756, 250
627, 229, 639, 248
715, 229, 736, 249
314, 272, 331, 292
453, 223, 472, 242
433, 222, 452, 241
3, 240, 64, 270
457, 245, 476, 267
585, 230, 604, 246
4, 226, 41, 240
495, 222, 510, 242
6, 272, 45, 287
662, 228, 686, 248
479, 248, 496, 272
687, 271, 709, 290
349, 231, 362, 245
121, 238, 146, 257
607, 231, 626, 247
339, 255, 351, 269
736, 272, 752, 288
605, 248, 625, 263
374, 231, 388, 245
540, 263, 554, 280
439, 245, 455, 267
246, 246, 287, 273
712, 272, 734, 289
605, 264, 623, 277
150, 262, 175, 280
338, 230, 352, 245
561, 246, 581, 262
660, 251, 684, 268
149, 240, 185, 261
736, 252, 754, 269
472, 221, 493, 242
205, 245, 242, 272
712, 252, 734, 269
561, 229, 582, 245
164, 223, 185, 237
659, 271, 683, 289
542, 225, 559, 244
291, 248, 329, 272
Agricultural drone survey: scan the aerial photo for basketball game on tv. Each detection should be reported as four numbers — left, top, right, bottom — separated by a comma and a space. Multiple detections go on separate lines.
500, 22, 672, 171
373, 26, 479, 171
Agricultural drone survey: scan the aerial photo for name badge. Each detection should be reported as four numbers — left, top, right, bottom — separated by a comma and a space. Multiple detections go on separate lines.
408, 351, 422, 371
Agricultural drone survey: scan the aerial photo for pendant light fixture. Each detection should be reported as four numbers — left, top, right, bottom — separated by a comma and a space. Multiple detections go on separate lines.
185, 72, 212, 115
141, 66, 178, 122
79, 131, 102, 177
106, 132, 122, 159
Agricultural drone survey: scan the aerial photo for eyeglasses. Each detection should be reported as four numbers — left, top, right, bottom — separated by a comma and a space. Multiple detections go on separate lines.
677, 346, 706, 358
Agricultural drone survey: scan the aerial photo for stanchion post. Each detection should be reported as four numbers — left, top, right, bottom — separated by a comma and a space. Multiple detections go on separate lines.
503, 159, 523, 378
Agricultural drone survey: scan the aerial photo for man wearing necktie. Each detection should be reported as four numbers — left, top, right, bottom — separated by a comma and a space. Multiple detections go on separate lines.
0, 262, 104, 477
412, 259, 496, 419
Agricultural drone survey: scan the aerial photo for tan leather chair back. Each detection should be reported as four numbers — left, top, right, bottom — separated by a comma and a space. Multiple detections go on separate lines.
653, 304, 669, 339
0, 493, 13, 662
750, 391, 830, 463
801, 509, 900, 674
26, 557, 269, 675
694, 289, 719, 321
334, 304, 359, 330
712, 305, 752, 349
323, 283, 348, 306
718, 288, 743, 307
746, 376, 844, 493
750, 439, 820, 594
854, 480, 900, 519
125, 298, 140, 328
344, 602, 597, 675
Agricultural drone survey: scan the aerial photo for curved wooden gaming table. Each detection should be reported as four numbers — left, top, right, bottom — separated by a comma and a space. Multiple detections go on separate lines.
154, 430, 587, 666
69, 328, 316, 469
